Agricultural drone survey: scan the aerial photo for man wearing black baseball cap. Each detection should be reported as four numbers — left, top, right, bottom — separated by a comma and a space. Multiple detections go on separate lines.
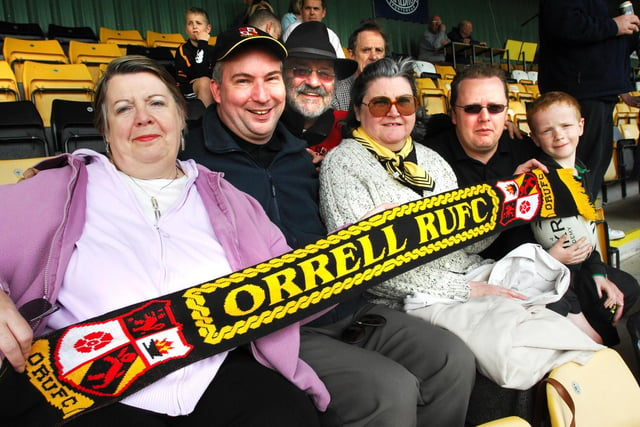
183, 26, 474, 427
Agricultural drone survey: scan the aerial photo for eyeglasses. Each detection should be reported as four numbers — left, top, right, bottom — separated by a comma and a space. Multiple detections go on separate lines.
340, 313, 387, 344
361, 95, 417, 117
18, 298, 60, 328
455, 103, 507, 114
288, 66, 335, 82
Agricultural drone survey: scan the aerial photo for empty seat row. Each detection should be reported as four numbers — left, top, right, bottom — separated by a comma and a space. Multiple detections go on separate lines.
0, 21, 187, 52
0, 99, 103, 160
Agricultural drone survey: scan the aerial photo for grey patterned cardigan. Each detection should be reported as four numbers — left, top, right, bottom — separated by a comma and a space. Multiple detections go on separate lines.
319, 138, 495, 310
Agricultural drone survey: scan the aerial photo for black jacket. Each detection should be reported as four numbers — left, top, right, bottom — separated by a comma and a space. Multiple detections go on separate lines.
538, 0, 636, 100
181, 106, 326, 249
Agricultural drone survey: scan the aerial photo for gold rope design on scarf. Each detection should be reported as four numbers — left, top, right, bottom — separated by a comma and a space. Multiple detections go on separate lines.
353, 127, 435, 191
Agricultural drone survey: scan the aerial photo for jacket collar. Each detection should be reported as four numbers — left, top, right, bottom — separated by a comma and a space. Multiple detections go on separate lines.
202, 105, 308, 157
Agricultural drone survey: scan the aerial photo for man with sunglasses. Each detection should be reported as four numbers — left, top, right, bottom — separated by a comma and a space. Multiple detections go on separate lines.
425, 64, 543, 260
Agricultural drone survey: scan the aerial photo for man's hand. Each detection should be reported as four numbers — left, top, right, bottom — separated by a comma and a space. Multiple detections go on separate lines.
505, 120, 526, 140
620, 92, 640, 108
614, 14, 640, 35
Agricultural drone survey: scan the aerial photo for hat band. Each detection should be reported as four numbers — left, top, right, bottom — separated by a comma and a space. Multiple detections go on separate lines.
287, 46, 336, 59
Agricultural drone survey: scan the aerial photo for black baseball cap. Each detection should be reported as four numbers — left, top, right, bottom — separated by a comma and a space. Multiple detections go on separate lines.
214, 26, 287, 62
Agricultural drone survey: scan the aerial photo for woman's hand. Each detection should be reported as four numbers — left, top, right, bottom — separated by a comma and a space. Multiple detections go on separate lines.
594, 275, 625, 325
548, 234, 591, 265
0, 292, 33, 373
469, 281, 528, 300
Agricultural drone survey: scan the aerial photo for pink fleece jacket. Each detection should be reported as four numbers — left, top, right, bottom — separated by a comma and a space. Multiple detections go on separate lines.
0, 152, 329, 410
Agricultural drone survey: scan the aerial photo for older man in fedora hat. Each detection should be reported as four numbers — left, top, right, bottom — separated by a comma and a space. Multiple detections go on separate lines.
280, 21, 357, 159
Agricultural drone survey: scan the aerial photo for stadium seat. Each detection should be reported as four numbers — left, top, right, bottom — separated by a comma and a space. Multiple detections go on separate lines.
619, 122, 639, 141
68, 40, 121, 82
526, 71, 538, 83
22, 61, 95, 127
47, 24, 98, 54
419, 88, 448, 115
99, 27, 146, 54
0, 60, 20, 101
0, 21, 45, 53
208, 36, 217, 46
50, 99, 104, 154
437, 77, 452, 98
503, 39, 523, 69
435, 64, 456, 80
0, 100, 50, 159
519, 42, 537, 71
511, 69, 528, 82
507, 82, 535, 103
415, 77, 437, 91
3, 37, 68, 83
125, 45, 176, 79
477, 417, 531, 427
413, 60, 439, 79
508, 100, 528, 129
0, 155, 52, 184
146, 30, 184, 51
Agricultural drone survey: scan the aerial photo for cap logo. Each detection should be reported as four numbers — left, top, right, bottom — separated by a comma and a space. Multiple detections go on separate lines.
239, 27, 259, 38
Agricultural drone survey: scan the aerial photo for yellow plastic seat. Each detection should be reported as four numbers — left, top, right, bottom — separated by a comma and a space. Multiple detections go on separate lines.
146, 30, 184, 52
545, 348, 640, 427
435, 64, 456, 80
503, 39, 523, 63
477, 416, 531, 427
619, 123, 639, 141
208, 35, 217, 46
0, 60, 20, 101
99, 27, 146, 55
2, 37, 68, 83
22, 61, 94, 127
508, 100, 528, 128
0, 156, 51, 184
68, 40, 122, 82
419, 88, 448, 115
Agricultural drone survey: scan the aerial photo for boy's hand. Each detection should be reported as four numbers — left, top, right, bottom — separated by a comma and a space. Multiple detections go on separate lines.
548, 234, 591, 265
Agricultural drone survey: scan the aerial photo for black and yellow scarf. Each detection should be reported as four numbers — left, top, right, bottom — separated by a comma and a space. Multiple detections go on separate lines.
353, 127, 435, 192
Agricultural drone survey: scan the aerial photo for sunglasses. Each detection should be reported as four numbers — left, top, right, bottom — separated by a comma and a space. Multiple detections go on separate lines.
18, 298, 60, 328
340, 313, 387, 345
455, 103, 507, 114
289, 66, 335, 83
361, 95, 418, 117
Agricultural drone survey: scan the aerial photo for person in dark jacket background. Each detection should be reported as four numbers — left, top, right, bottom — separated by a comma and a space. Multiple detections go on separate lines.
538, 0, 640, 203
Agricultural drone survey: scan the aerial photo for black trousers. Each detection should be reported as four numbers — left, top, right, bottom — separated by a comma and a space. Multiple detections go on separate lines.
574, 265, 640, 346
577, 98, 617, 200
3, 347, 322, 427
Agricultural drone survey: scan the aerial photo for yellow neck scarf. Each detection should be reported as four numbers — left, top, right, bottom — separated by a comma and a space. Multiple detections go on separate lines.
353, 127, 435, 191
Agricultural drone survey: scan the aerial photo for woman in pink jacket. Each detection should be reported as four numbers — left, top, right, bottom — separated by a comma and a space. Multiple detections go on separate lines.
0, 56, 328, 426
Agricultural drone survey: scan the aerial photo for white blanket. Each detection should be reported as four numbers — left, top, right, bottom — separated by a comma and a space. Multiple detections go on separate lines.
404, 244, 603, 389
408, 297, 603, 389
